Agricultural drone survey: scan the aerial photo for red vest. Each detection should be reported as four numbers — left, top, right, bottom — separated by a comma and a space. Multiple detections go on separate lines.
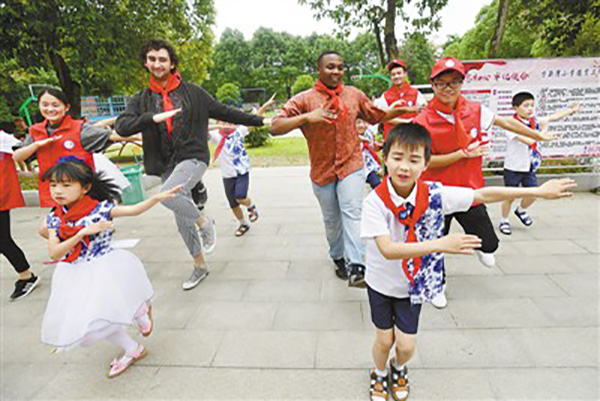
29, 115, 95, 207
383, 84, 420, 140
413, 100, 485, 189
0, 152, 25, 211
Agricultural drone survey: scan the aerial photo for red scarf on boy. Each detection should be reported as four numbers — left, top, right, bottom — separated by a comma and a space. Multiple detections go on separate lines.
375, 179, 430, 286
314, 79, 348, 123
149, 71, 182, 139
383, 80, 412, 107
514, 114, 538, 151
212, 127, 236, 164
429, 96, 472, 149
55, 195, 99, 262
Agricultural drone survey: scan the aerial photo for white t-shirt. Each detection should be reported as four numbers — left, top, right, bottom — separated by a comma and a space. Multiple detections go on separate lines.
435, 105, 496, 141
504, 116, 546, 172
374, 90, 427, 111
208, 126, 251, 178
360, 178, 474, 299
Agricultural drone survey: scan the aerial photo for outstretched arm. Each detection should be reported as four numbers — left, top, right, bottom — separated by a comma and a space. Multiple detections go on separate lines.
270, 107, 334, 135
495, 115, 554, 141
13, 136, 61, 162
428, 141, 487, 169
256, 93, 276, 116
473, 178, 576, 204
540, 102, 580, 130
110, 185, 183, 218
375, 233, 482, 260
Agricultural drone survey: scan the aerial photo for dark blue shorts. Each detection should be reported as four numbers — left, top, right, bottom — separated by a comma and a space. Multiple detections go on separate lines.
367, 286, 422, 334
222, 173, 250, 208
503, 168, 537, 188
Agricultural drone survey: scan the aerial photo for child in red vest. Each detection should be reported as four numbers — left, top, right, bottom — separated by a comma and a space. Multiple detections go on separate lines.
374, 59, 427, 141
41, 159, 180, 378
361, 123, 574, 401
499, 92, 580, 235
413, 57, 557, 308
0, 129, 38, 301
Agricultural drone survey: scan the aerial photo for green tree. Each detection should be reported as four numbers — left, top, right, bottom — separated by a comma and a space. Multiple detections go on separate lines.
216, 83, 242, 105
204, 28, 252, 93
291, 75, 315, 95
398, 32, 435, 84
0, 0, 215, 116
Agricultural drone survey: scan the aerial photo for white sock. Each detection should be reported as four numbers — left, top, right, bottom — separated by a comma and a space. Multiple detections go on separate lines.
392, 360, 404, 371
238, 217, 249, 225
375, 368, 388, 378
501, 217, 509, 223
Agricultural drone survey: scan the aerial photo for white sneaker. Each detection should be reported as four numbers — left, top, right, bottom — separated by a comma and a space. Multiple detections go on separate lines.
430, 288, 448, 309
198, 217, 217, 254
182, 266, 209, 290
476, 251, 496, 268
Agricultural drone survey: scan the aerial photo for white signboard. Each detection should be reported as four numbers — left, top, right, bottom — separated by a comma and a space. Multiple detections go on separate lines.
461, 57, 600, 159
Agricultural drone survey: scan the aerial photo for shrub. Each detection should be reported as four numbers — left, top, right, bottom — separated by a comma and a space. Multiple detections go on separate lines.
245, 126, 271, 148
216, 83, 242, 106
291, 75, 314, 96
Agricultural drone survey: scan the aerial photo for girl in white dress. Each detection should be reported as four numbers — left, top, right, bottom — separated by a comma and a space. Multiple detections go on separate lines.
41, 158, 180, 378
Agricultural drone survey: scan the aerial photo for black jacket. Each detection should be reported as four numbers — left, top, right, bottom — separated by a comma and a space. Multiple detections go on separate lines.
115, 81, 264, 176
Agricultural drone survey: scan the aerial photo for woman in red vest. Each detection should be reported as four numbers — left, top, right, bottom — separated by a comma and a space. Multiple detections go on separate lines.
0, 130, 39, 301
375, 59, 427, 141
13, 88, 122, 208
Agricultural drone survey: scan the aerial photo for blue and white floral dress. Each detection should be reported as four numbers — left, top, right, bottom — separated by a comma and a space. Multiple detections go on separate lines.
362, 125, 381, 175
41, 200, 154, 349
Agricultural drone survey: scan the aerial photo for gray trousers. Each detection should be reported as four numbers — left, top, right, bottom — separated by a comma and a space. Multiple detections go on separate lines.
160, 159, 207, 258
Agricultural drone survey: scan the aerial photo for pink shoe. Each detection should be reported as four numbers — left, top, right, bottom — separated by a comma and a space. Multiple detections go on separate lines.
107, 344, 148, 379
134, 303, 154, 337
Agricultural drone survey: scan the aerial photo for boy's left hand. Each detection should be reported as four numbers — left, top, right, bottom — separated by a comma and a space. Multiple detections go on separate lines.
152, 185, 184, 201
538, 178, 577, 199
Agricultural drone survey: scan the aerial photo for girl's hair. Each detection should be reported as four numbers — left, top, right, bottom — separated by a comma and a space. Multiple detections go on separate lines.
42, 159, 120, 202
37, 88, 70, 106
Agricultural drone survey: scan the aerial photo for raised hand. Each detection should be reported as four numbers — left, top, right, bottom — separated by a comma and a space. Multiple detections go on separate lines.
538, 178, 577, 199
437, 233, 482, 255
462, 141, 488, 158
151, 184, 184, 202
306, 107, 336, 124
153, 108, 182, 123
80, 221, 114, 236
36, 135, 62, 148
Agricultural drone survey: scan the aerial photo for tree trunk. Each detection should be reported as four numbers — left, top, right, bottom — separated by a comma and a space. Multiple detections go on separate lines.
48, 50, 82, 118
489, 0, 510, 58
383, 0, 399, 61
372, 21, 386, 69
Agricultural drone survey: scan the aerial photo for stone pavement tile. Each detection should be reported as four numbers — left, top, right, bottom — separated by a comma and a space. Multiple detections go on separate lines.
211, 261, 290, 281
136, 329, 224, 367
273, 302, 363, 331
144, 261, 227, 281
445, 275, 568, 299
1, 299, 46, 328
2, 326, 58, 364
573, 238, 600, 254
548, 273, 599, 298
287, 260, 337, 280
315, 331, 424, 369
418, 329, 536, 368
1, 363, 64, 400
320, 278, 368, 301
243, 280, 322, 302
496, 254, 596, 275
488, 367, 599, 400
187, 301, 277, 330
515, 327, 598, 367
152, 279, 248, 303
447, 298, 554, 329
532, 297, 599, 327
510, 239, 588, 256
212, 331, 318, 368
32, 364, 160, 399
262, 244, 330, 262
278, 223, 325, 236
530, 225, 598, 241
151, 299, 201, 330
143, 366, 366, 400
444, 254, 502, 276
409, 368, 497, 400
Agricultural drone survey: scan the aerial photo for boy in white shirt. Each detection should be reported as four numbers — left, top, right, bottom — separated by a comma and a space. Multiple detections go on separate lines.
499, 92, 580, 235
361, 123, 575, 401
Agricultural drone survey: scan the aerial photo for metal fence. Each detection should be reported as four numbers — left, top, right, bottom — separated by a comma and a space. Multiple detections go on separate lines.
81, 96, 129, 121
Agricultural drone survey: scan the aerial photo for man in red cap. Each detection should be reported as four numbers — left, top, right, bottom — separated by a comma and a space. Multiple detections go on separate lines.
413, 57, 556, 308
375, 59, 427, 141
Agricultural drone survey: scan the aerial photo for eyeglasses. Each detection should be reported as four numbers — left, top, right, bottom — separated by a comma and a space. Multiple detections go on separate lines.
432, 80, 463, 90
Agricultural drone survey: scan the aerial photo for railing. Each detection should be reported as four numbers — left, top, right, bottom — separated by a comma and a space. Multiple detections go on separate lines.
81, 96, 129, 121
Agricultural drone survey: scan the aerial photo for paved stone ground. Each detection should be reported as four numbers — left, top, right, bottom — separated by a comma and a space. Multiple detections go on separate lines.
1, 166, 598, 400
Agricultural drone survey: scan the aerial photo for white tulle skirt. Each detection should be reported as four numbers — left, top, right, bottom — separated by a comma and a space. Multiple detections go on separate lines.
41, 249, 154, 349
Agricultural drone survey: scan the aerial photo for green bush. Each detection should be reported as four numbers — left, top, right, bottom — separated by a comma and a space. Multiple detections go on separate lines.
245, 126, 271, 148
291, 75, 314, 96
216, 83, 242, 106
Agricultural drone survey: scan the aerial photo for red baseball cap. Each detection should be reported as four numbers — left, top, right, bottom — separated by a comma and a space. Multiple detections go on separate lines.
387, 59, 407, 71
430, 57, 466, 79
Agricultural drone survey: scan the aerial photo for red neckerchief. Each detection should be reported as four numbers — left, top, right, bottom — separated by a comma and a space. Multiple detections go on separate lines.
375, 178, 430, 286
212, 127, 236, 164
54, 195, 99, 262
513, 114, 538, 151
383, 80, 411, 107
361, 140, 381, 165
314, 79, 348, 123
149, 71, 182, 139
430, 96, 472, 149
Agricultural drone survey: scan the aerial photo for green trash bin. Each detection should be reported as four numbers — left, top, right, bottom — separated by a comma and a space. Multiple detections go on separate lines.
119, 165, 146, 205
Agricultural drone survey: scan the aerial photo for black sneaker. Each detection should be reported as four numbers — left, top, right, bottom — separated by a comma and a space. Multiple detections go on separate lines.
348, 263, 366, 288
10, 274, 40, 301
191, 182, 208, 212
333, 258, 348, 280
